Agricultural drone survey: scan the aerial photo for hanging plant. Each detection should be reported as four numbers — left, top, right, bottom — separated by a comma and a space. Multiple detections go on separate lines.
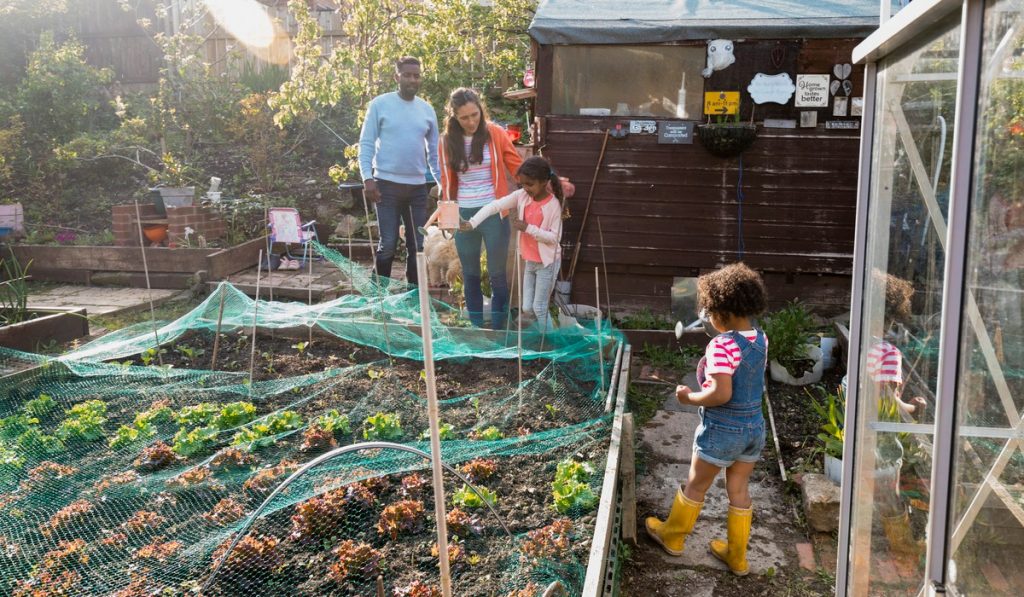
696, 122, 758, 158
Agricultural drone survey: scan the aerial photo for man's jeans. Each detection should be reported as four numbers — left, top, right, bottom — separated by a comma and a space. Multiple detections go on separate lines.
455, 206, 510, 329
522, 258, 560, 331
374, 179, 428, 285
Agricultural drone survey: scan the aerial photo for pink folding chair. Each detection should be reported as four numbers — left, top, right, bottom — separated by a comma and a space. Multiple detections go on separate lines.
268, 207, 320, 270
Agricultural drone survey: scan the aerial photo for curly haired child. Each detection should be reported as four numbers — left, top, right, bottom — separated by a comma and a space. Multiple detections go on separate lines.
646, 262, 768, 576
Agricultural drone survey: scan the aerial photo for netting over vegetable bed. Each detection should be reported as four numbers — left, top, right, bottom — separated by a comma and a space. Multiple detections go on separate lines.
0, 244, 622, 596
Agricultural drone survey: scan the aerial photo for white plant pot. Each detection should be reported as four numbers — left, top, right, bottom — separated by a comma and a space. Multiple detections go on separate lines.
769, 344, 824, 386
824, 454, 843, 486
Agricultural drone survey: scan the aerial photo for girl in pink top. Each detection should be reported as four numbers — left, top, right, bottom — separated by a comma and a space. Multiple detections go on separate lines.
461, 157, 565, 330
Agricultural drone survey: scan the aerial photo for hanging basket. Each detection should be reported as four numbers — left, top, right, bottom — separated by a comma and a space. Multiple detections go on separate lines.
696, 124, 758, 158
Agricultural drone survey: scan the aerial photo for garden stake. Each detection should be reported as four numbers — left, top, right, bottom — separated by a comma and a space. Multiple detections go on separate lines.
763, 384, 787, 482
516, 242, 523, 390
597, 217, 612, 324
596, 267, 604, 393
133, 200, 163, 367
307, 240, 313, 348
415, 251, 453, 597
210, 287, 227, 370
264, 207, 274, 305
376, 576, 385, 597
248, 249, 263, 394
567, 128, 610, 281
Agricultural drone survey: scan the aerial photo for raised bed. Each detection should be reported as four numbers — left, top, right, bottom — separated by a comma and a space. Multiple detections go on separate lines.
0, 307, 88, 352
5, 237, 265, 289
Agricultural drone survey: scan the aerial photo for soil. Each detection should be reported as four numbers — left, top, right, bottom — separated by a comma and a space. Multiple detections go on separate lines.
2, 329, 610, 596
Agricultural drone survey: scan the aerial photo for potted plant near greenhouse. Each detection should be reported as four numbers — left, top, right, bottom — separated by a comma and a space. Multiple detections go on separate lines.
761, 301, 824, 386
811, 386, 845, 485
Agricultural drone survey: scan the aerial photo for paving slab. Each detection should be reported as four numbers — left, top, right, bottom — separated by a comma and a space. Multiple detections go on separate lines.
27, 286, 180, 316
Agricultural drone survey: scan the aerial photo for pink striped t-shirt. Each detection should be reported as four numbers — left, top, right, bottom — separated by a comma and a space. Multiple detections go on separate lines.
702, 331, 767, 389
455, 139, 495, 208
866, 341, 902, 383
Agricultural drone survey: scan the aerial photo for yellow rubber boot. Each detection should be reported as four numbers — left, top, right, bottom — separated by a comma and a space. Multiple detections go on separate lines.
645, 489, 703, 556
710, 505, 753, 576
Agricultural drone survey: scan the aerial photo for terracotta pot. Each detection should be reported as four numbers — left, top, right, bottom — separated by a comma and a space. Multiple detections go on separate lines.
143, 224, 168, 244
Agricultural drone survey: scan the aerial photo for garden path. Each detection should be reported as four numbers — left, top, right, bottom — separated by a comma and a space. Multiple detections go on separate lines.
27, 285, 180, 315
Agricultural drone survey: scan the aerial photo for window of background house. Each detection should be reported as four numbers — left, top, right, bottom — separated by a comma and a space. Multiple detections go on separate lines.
551, 45, 706, 119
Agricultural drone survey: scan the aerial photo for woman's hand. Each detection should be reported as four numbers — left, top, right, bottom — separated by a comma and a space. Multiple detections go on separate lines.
675, 385, 692, 405
458, 219, 473, 232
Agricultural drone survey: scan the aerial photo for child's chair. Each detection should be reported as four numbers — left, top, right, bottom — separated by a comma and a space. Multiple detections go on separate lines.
268, 207, 320, 270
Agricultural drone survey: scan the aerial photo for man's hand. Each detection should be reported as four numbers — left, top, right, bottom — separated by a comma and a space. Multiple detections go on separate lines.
363, 179, 381, 204
675, 385, 692, 405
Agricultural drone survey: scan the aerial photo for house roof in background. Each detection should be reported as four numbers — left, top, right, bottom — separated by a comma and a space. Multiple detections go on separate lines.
528, 0, 881, 44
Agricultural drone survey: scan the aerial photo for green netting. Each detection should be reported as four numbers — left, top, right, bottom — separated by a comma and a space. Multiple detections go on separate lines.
0, 245, 623, 596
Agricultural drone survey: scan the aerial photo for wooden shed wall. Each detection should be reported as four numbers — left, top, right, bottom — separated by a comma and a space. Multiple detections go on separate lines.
536, 39, 865, 315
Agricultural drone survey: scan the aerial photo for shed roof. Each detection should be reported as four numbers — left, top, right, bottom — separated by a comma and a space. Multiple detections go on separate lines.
528, 0, 880, 45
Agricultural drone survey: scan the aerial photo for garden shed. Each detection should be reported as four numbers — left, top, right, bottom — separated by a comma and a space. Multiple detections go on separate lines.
526, 0, 880, 316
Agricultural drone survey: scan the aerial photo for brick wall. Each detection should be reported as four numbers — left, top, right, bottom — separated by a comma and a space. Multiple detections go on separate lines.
111, 204, 226, 247
166, 206, 225, 247
112, 203, 157, 246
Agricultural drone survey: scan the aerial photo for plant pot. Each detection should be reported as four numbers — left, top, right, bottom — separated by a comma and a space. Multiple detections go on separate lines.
769, 344, 824, 385
150, 187, 195, 217
824, 454, 843, 486
143, 224, 168, 244
696, 123, 757, 158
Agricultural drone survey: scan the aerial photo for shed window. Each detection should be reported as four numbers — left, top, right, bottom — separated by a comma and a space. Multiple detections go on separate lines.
551, 45, 706, 118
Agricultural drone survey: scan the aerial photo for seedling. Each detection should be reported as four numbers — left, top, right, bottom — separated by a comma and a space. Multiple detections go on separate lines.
291, 341, 308, 356
451, 484, 497, 509
545, 403, 560, 419
367, 367, 384, 380
470, 396, 481, 419
419, 422, 454, 441
362, 412, 402, 441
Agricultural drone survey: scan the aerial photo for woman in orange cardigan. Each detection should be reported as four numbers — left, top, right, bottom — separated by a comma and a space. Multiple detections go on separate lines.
439, 88, 523, 329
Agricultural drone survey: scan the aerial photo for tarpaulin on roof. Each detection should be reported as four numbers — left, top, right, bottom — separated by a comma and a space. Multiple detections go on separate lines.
528, 0, 880, 44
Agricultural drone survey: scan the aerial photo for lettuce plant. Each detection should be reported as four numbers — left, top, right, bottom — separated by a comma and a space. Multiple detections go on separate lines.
451, 484, 497, 509
551, 459, 597, 514
172, 426, 219, 457
362, 412, 402, 440
56, 400, 107, 442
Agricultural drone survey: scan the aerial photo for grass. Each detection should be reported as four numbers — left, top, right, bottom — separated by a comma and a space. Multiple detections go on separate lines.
91, 294, 201, 333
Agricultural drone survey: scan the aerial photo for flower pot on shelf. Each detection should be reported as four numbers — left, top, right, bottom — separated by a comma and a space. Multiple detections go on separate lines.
769, 344, 824, 386
696, 123, 757, 158
143, 224, 168, 244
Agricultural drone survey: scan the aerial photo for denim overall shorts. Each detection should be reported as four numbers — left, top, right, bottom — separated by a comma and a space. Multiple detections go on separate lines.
693, 330, 767, 468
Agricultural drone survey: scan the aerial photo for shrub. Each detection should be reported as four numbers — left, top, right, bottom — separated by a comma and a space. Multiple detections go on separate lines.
376, 499, 425, 539
328, 540, 381, 583
362, 412, 402, 440
56, 399, 107, 442
451, 484, 497, 509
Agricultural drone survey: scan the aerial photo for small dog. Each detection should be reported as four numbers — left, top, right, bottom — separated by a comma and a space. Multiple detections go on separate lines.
423, 225, 462, 287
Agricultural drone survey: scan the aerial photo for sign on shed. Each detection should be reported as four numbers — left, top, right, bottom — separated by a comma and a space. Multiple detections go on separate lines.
658, 121, 694, 144
703, 91, 740, 115
795, 74, 830, 107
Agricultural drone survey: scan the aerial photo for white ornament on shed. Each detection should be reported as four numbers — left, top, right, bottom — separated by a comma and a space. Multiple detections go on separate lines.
747, 73, 796, 105
702, 39, 735, 78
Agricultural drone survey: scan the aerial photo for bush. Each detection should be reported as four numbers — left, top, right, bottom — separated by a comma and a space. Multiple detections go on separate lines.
761, 301, 818, 377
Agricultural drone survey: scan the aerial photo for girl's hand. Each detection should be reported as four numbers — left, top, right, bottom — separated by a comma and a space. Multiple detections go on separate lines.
458, 219, 473, 232
510, 217, 527, 232
907, 396, 927, 414
675, 385, 692, 405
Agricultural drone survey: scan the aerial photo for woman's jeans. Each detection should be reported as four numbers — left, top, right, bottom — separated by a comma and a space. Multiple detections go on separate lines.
374, 179, 427, 286
454, 206, 510, 328
522, 258, 560, 331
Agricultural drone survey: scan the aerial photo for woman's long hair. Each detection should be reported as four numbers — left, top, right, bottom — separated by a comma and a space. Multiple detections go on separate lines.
517, 156, 564, 203
443, 88, 491, 174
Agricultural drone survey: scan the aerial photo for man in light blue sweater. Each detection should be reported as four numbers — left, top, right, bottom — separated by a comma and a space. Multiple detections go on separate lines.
359, 56, 441, 286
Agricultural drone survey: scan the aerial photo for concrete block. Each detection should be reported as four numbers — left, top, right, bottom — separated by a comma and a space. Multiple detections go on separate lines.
802, 473, 840, 533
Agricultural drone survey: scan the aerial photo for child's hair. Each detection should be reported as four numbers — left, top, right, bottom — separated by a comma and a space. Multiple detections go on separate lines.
517, 156, 564, 203
697, 263, 768, 319
875, 270, 914, 324
443, 87, 491, 173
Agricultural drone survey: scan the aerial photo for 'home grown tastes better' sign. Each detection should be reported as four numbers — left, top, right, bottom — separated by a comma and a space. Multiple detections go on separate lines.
795, 74, 830, 107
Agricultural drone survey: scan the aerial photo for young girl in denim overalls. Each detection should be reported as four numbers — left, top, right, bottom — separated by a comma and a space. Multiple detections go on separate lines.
646, 263, 768, 576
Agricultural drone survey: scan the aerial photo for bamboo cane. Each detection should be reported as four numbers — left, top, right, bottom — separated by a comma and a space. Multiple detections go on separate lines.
597, 217, 612, 324
209, 287, 227, 370
567, 129, 611, 281
248, 250, 262, 394
133, 200, 163, 367
595, 267, 604, 393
